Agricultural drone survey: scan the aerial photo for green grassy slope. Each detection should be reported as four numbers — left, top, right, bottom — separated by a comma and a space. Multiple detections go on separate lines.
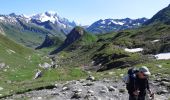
112, 23, 170, 54
0, 21, 66, 48
0, 34, 87, 97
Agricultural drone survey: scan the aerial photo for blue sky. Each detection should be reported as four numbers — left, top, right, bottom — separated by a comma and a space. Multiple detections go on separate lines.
0, 0, 170, 25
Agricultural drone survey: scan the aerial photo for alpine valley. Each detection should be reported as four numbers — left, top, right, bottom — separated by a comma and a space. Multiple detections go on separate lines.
0, 4, 170, 100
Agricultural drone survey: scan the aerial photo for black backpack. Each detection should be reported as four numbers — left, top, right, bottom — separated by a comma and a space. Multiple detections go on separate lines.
123, 68, 138, 91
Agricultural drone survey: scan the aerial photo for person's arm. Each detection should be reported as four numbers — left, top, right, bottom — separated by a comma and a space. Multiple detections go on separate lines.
146, 79, 152, 94
133, 77, 140, 95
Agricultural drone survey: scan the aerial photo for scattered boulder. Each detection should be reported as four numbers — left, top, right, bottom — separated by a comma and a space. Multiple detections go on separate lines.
160, 81, 170, 86
72, 88, 82, 93
119, 74, 124, 77
0, 87, 3, 91
157, 89, 169, 95
34, 70, 42, 79
119, 89, 126, 93
0, 63, 6, 69
39, 62, 51, 69
86, 75, 95, 81
156, 65, 162, 68
84, 82, 95, 86
161, 78, 170, 82
100, 86, 109, 93
87, 90, 94, 94
108, 86, 116, 91
79, 79, 86, 83
71, 88, 82, 99
54, 84, 58, 88
51, 92, 60, 96
37, 97, 42, 99
71, 92, 82, 99
62, 87, 69, 91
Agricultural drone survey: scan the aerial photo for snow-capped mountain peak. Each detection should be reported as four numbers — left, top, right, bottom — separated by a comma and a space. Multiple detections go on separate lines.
0, 11, 77, 34
87, 18, 148, 34
31, 12, 59, 23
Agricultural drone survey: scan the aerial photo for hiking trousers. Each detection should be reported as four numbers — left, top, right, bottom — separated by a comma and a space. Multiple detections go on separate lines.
129, 95, 145, 100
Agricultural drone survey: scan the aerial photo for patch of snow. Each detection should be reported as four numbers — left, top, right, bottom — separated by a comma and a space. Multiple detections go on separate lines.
100, 20, 105, 24
124, 48, 143, 53
100, 26, 105, 28
31, 12, 58, 23
154, 53, 170, 60
0, 17, 5, 21
111, 20, 124, 25
117, 22, 124, 25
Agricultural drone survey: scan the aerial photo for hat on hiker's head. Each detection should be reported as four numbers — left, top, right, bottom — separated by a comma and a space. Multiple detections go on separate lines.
139, 66, 151, 76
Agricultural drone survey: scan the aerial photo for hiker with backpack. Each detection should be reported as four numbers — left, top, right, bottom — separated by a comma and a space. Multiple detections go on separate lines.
123, 66, 154, 100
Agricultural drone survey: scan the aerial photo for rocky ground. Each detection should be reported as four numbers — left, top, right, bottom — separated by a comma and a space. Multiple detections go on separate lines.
2, 76, 170, 100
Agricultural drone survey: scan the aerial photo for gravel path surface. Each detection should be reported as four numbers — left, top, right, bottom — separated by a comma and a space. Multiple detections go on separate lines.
3, 76, 170, 100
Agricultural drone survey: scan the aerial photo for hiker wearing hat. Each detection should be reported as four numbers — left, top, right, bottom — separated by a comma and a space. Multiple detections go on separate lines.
123, 66, 154, 100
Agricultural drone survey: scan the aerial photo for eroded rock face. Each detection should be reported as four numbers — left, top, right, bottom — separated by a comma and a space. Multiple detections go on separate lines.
50, 27, 86, 55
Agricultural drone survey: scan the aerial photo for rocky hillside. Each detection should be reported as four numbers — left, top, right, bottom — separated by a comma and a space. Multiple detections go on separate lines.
50, 26, 97, 54
35, 35, 63, 49
48, 4, 170, 72
87, 18, 148, 34
144, 4, 170, 25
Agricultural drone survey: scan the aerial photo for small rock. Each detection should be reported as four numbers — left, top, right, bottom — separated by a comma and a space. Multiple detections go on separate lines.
108, 86, 116, 91
79, 79, 86, 83
34, 70, 42, 79
87, 90, 94, 94
73, 88, 82, 93
37, 97, 42, 99
71, 92, 82, 99
119, 89, 126, 93
54, 84, 58, 88
156, 65, 162, 68
39, 62, 51, 69
51, 92, 60, 95
157, 89, 169, 94
108, 72, 114, 75
119, 74, 124, 77
0, 87, 3, 91
6, 80, 12, 84
103, 78, 110, 83
84, 82, 94, 86
0, 63, 5, 69
161, 78, 170, 82
62, 91, 67, 94
160, 81, 170, 86
62, 87, 69, 91
100, 86, 109, 93
100, 90, 107, 93
86, 75, 95, 81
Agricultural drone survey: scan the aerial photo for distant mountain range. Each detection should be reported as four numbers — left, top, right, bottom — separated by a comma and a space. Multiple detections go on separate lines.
0, 12, 77, 47
0, 11, 77, 34
0, 11, 150, 48
87, 18, 148, 34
